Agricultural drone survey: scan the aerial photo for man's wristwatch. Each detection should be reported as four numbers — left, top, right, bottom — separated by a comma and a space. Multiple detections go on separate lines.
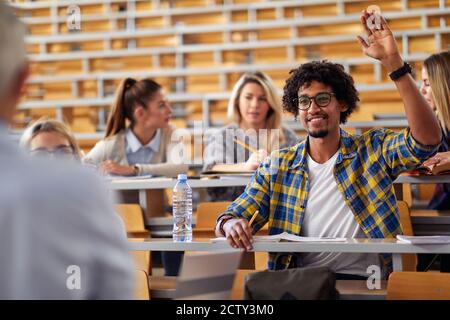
389, 62, 412, 81
132, 165, 139, 176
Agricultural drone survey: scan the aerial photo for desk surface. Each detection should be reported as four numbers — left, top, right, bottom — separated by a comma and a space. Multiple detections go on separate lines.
109, 176, 250, 190
395, 175, 450, 184
128, 238, 450, 254
411, 210, 450, 236
110, 175, 450, 190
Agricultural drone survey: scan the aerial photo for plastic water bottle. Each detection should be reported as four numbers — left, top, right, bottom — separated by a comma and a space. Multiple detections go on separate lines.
172, 174, 192, 242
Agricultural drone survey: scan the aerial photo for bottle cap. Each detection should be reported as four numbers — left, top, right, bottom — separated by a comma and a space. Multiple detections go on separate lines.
177, 174, 187, 181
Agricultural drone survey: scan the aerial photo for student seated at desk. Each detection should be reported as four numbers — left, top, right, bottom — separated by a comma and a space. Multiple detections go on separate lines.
85, 77, 187, 276
85, 77, 188, 179
215, 12, 442, 280
203, 71, 298, 201
85, 78, 188, 214
420, 51, 450, 211
417, 50, 450, 272
19, 118, 81, 161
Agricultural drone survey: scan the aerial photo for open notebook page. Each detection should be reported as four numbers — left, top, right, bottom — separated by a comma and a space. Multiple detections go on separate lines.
211, 232, 346, 243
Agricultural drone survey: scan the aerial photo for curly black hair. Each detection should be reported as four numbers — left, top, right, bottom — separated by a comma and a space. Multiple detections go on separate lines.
282, 60, 359, 124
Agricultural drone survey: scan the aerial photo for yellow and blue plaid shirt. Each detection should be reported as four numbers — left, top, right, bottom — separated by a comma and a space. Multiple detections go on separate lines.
218, 128, 440, 270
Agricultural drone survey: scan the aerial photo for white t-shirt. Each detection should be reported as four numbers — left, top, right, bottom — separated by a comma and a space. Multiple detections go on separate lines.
300, 151, 381, 277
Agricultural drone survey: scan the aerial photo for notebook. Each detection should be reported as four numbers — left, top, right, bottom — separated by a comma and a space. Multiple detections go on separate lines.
396, 235, 450, 244
175, 250, 242, 300
211, 231, 347, 243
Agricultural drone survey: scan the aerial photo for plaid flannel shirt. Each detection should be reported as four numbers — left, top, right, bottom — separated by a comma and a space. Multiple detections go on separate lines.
218, 128, 439, 270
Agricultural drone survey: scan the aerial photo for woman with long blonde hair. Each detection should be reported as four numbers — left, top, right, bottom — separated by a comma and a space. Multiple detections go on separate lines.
420, 51, 450, 210
418, 50, 450, 272
204, 71, 298, 200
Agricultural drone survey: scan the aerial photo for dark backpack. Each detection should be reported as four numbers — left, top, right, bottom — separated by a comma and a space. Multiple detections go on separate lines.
244, 266, 339, 300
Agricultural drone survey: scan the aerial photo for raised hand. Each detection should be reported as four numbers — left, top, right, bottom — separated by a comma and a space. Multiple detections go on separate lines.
357, 10, 403, 72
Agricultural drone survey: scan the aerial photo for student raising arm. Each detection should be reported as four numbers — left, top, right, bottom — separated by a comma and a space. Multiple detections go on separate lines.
215, 11, 441, 279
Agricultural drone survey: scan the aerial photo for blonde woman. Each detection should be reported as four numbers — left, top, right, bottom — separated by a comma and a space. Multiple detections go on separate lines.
204, 71, 298, 200
419, 51, 450, 211
20, 118, 81, 161
418, 50, 450, 272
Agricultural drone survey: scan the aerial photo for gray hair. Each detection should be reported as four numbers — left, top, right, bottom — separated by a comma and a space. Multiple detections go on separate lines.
0, 2, 27, 98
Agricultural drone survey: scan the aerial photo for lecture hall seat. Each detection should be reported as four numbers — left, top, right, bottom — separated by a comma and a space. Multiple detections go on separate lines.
387, 272, 450, 300
115, 204, 152, 275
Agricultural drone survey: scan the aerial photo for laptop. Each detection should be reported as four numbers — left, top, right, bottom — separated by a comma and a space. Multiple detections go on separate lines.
175, 250, 243, 300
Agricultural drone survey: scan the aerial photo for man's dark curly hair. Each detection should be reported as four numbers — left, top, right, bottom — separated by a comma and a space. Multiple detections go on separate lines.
282, 60, 359, 124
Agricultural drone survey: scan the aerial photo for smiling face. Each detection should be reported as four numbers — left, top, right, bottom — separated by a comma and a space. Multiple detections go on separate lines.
298, 81, 347, 139
420, 67, 436, 111
238, 82, 271, 130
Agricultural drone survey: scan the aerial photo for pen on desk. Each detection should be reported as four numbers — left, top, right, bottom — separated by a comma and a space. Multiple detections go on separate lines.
234, 138, 259, 154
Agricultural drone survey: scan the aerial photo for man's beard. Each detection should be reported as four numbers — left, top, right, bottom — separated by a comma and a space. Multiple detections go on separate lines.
308, 129, 329, 138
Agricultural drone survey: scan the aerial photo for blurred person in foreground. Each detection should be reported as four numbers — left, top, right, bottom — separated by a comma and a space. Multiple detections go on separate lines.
0, 3, 134, 299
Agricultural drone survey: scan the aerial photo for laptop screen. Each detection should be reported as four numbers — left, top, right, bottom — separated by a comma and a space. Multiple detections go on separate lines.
175, 250, 242, 300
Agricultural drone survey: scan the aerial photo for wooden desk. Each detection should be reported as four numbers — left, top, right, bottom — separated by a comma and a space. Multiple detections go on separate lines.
394, 175, 450, 201
395, 175, 450, 184
411, 210, 450, 236
110, 175, 450, 215
109, 177, 249, 214
128, 238, 450, 272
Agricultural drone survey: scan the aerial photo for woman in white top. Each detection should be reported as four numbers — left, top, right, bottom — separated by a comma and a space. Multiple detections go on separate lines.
86, 77, 187, 276
86, 77, 188, 177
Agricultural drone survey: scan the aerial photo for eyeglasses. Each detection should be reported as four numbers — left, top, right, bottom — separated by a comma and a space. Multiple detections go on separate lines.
30, 146, 75, 159
294, 92, 336, 110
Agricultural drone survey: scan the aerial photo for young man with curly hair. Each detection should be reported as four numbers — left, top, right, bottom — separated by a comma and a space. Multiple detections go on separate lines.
215, 11, 442, 279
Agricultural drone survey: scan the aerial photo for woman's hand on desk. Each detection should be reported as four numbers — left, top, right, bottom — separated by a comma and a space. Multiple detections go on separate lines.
244, 149, 267, 171
223, 218, 254, 251
100, 160, 136, 176
423, 151, 450, 167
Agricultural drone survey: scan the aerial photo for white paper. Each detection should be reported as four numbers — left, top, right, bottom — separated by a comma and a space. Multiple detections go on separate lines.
105, 174, 154, 181
396, 235, 450, 244
211, 232, 347, 243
